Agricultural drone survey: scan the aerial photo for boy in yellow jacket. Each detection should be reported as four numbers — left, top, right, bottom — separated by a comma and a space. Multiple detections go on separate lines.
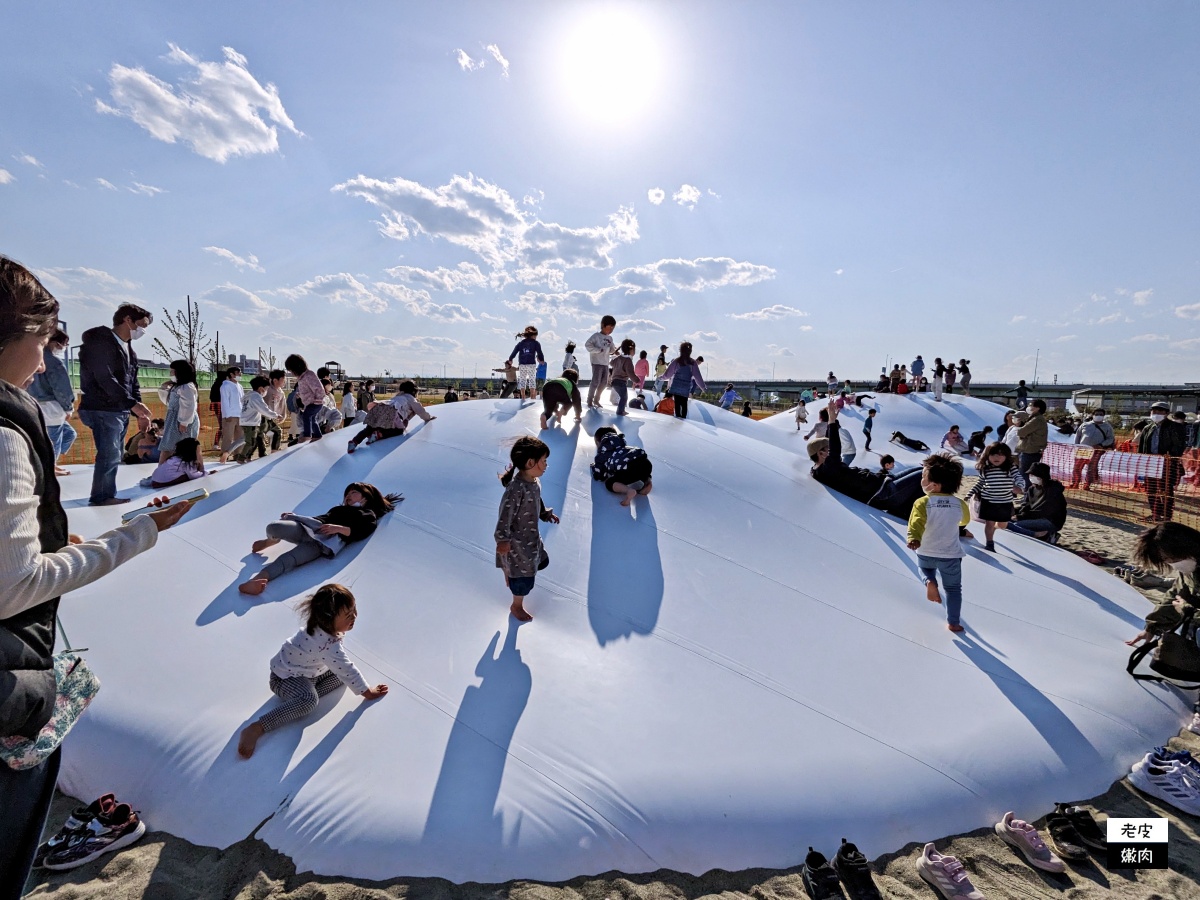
907, 453, 970, 632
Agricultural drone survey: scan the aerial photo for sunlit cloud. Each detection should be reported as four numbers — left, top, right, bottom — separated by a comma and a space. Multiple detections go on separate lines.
834, 268, 844, 276
1125, 333, 1169, 342
0, 168, 13, 185
374, 282, 490, 323
685, 331, 721, 342
729, 304, 808, 321
200, 282, 291, 323
1052, 334, 1077, 343
622, 318, 666, 333
647, 188, 665, 205
384, 262, 488, 293
673, 184, 701, 210
35, 266, 144, 314
1175, 303, 1200, 319
97, 44, 301, 163
128, 181, 166, 196
1117, 287, 1154, 306
273, 273, 387, 314
203, 246, 264, 273
1094, 313, 1123, 325
96, 178, 118, 190
615, 257, 775, 292
485, 44, 510, 77
15, 154, 42, 168
455, 44, 509, 77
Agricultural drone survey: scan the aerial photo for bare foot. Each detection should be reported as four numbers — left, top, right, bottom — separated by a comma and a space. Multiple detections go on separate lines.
238, 722, 265, 759
925, 580, 942, 604
510, 602, 533, 622
239, 577, 269, 596
251, 538, 279, 554
639, 481, 653, 496
539, 414, 549, 429
947, 624, 964, 633
54, 466, 71, 476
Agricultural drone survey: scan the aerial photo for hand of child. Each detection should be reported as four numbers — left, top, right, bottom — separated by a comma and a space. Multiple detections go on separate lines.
281, 511, 294, 519
362, 684, 389, 701
907, 539, 921, 550
317, 524, 349, 536
496, 540, 511, 556
68, 533, 84, 544
547, 512, 560, 524
1125, 630, 1151, 647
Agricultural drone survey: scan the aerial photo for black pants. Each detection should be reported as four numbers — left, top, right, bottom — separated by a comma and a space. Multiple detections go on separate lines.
542, 383, 574, 416
499, 381, 516, 399
671, 394, 689, 419
0, 747, 60, 899
349, 426, 404, 448
1147, 457, 1180, 522
867, 469, 925, 519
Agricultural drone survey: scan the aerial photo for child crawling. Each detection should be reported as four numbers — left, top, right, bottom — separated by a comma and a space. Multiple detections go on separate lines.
591, 426, 653, 506
239, 482, 401, 595
238, 584, 388, 758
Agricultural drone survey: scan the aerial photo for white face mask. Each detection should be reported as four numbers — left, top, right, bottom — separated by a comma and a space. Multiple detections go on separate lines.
347, 500, 364, 508
1170, 559, 1198, 575
1151, 413, 1166, 423
1029, 476, 1043, 486
1093, 415, 1105, 422
130, 326, 146, 341
52, 347, 66, 358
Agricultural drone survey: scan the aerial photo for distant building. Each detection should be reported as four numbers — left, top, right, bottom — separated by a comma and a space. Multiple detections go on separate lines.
226, 353, 263, 375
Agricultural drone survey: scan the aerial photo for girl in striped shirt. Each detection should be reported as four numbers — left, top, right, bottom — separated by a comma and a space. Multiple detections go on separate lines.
966, 442, 1024, 552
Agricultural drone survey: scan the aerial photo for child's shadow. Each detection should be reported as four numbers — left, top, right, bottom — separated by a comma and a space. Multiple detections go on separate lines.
829, 491, 920, 578
587, 480, 664, 645
1003, 542, 1144, 628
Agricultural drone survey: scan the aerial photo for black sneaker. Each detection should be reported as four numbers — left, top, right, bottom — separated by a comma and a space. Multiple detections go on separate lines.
1043, 811, 1089, 861
42, 802, 146, 871
831, 838, 882, 899
33, 793, 116, 868
802, 847, 846, 899
1054, 804, 1106, 852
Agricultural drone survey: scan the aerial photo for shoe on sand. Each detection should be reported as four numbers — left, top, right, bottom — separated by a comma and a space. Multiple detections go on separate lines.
1053, 804, 1106, 852
1043, 810, 1089, 861
1128, 757, 1200, 816
916, 843, 985, 899
1188, 711, 1200, 735
34, 793, 116, 868
994, 811, 1065, 872
801, 847, 845, 898
43, 803, 146, 870
831, 838, 882, 899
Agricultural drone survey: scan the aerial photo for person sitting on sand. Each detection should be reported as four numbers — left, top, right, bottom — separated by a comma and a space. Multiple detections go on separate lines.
591, 426, 654, 506
238, 584, 388, 758
148, 437, 208, 487
239, 483, 401, 595
539, 369, 582, 429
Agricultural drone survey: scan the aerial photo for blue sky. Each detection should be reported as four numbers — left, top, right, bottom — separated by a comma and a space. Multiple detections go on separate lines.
3, 1, 1199, 383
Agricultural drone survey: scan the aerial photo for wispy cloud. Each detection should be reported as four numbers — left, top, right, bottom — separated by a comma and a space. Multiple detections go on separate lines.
1175, 303, 1200, 319
273, 273, 387, 314
0, 168, 13, 185
1117, 287, 1154, 306
128, 181, 165, 197
455, 44, 509, 77
35, 266, 143, 313
1009, 315, 1026, 324
485, 44, 510, 77
1094, 312, 1123, 325
455, 49, 480, 72
1171, 337, 1200, 351
615, 257, 775, 292
375, 281, 494, 323
622, 318, 666, 333
767, 344, 795, 357
1052, 334, 1077, 343
203, 246, 264, 272
96, 178, 118, 191
729, 304, 808, 321
97, 44, 301, 163
200, 282, 291, 323
685, 331, 721, 342
647, 188, 665, 206
673, 184, 701, 210
384, 262, 489, 293
373, 335, 462, 353
1125, 333, 1169, 342
834, 268, 844, 276
15, 154, 42, 168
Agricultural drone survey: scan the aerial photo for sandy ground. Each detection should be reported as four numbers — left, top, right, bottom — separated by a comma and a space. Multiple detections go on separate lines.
24, 511, 1200, 899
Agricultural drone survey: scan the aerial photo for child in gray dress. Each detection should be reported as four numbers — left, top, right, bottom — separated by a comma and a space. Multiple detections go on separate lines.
495, 437, 559, 621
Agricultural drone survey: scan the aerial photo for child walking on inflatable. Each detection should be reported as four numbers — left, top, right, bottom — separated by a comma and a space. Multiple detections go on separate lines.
907, 454, 970, 632
965, 441, 1023, 551
346, 380, 435, 453
238, 584, 388, 758
592, 426, 653, 506
508, 326, 545, 401
239, 483, 401, 595
496, 437, 559, 621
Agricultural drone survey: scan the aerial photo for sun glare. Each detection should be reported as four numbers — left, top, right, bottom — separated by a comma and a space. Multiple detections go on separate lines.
558, 8, 663, 127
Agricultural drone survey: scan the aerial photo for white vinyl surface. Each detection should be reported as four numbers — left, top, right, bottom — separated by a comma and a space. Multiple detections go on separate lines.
55, 396, 1184, 882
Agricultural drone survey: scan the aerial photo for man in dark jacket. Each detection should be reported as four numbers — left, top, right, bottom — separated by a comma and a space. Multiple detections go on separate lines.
1008, 461, 1067, 541
78, 304, 153, 505
808, 401, 925, 518
1138, 401, 1188, 522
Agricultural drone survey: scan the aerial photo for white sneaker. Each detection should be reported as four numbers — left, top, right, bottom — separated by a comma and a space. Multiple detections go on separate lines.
994, 811, 1065, 873
1128, 759, 1200, 815
916, 843, 986, 899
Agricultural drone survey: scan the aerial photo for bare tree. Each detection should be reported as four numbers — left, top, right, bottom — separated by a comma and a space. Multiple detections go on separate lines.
259, 346, 277, 374
201, 330, 227, 373
150, 295, 212, 369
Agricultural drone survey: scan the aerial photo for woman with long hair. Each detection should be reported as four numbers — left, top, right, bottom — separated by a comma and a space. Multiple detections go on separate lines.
158, 359, 199, 464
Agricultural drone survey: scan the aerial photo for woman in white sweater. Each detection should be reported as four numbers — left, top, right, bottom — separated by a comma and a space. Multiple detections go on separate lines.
157, 359, 199, 464
0, 257, 192, 895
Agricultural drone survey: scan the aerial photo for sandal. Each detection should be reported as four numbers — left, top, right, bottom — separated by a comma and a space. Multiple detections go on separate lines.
1075, 550, 1105, 565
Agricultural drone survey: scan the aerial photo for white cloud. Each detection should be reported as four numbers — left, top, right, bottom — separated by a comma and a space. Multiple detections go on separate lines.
1175, 303, 1200, 319
767, 344, 795, 357
384, 262, 488, 293
374, 282, 485, 323
1089, 292, 1107, 304
128, 181, 165, 197
1052, 334, 1077, 343
647, 188, 665, 205
615, 257, 775, 292
1009, 315, 1026, 324
622, 318, 666, 333
200, 282, 291, 323
1095, 312, 1122, 325
522, 207, 639, 270
0, 168, 13, 185
1117, 287, 1154, 306
729, 304, 808, 321
16, 154, 42, 168
96, 178, 118, 191
485, 44, 510, 77
673, 184, 701, 210
373, 335, 462, 353
96, 44, 300, 163
1171, 337, 1200, 351
35, 266, 143, 313
203, 246, 264, 273
522, 190, 544, 208
509, 284, 672, 319
834, 268, 844, 276
274, 273, 387, 314
684, 331, 721, 342
455, 49, 480, 71
1125, 333, 1169, 342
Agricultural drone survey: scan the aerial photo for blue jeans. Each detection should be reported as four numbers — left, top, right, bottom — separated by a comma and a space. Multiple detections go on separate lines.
1008, 518, 1056, 539
612, 379, 629, 415
79, 409, 129, 504
1018, 451, 1042, 489
300, 404, 323, 440
47, 421, 77, 459
917, 554, 963, 626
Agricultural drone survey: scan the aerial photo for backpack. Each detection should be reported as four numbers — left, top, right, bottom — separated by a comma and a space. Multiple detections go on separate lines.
286, 388, 300, 414
1128, 608, 1200, 689
654, 397, 674, 415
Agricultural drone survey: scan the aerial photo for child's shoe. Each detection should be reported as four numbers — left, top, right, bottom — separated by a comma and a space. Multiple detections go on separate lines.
42, 803, 146, 870
994, 811, 1065, 873
916, 843, 985, 899
347, 440, 356, 454
948, 623, 964, 633
831, 838, 882, 899
800, 847, 844, 898
984, 542, 995, 552
34, 793, 117, 868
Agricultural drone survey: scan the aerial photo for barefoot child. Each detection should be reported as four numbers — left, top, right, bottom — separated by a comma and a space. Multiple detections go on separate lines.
496, 437, 559, 621
965, 441, 1023, 551
539, 369, 582, 429
907, 453, 970, 633
239, 483, 401, 595
591, 426, 653, 506
238, 584, 388, 758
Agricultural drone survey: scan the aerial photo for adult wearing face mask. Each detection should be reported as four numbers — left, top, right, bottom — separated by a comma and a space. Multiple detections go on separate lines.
27, 328, 76, 476
1070, 408, 1115, 490
1007, 462, 1067, 541
1015, 398, 1048, 488
78, 303, 154, 505
1138, 401, 1188, 523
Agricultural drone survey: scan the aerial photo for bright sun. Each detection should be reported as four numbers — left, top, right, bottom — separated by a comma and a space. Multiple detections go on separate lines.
558, 8, 663, 126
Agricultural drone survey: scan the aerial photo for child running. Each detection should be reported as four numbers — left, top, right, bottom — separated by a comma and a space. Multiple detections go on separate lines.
508, 326, 545, 401
347, 380, 435, 453
591, 426, 653, 506
149, 437, 208, 487
286, 354, 326, 444
239, 483, 401, 595
634, 350, 650, 390
237, 584, 388, 758
540, 369, 582, 429
496, 437, 559, 621
907, 453, 970, 632
965, 441, 1023, 551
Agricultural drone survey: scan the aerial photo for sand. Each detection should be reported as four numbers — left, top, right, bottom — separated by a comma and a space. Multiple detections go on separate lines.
24, 511, 1200, 900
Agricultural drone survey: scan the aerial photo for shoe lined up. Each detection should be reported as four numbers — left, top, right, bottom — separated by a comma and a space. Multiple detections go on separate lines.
34, 792, 146, 871
1129, 745, 1200, 816
802, 839, 885, 899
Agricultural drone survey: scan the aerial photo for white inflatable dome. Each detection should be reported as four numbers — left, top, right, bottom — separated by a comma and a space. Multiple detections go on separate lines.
55, 395, 1184, 883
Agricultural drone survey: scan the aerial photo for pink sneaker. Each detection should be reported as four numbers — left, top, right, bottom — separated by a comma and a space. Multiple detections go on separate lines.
994, 811, 1065, 873
916, 842, 985, 899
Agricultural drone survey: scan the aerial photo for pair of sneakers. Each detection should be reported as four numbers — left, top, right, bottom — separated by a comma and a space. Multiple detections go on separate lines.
34, 793, 146, 871
993, 811, 1065, 873
1129, 746, 1200, 815
801, 840, 882, 899
1044, 803, 1107, 861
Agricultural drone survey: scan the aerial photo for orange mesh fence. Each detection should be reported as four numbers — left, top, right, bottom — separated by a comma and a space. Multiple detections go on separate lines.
1041, 442, 1200, 529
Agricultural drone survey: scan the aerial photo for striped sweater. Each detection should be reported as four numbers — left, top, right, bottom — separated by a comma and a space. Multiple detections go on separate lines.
967, 465, 1023, 503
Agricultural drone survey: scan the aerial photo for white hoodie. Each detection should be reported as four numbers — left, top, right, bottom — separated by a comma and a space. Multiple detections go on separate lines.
584, 331, 615, 366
